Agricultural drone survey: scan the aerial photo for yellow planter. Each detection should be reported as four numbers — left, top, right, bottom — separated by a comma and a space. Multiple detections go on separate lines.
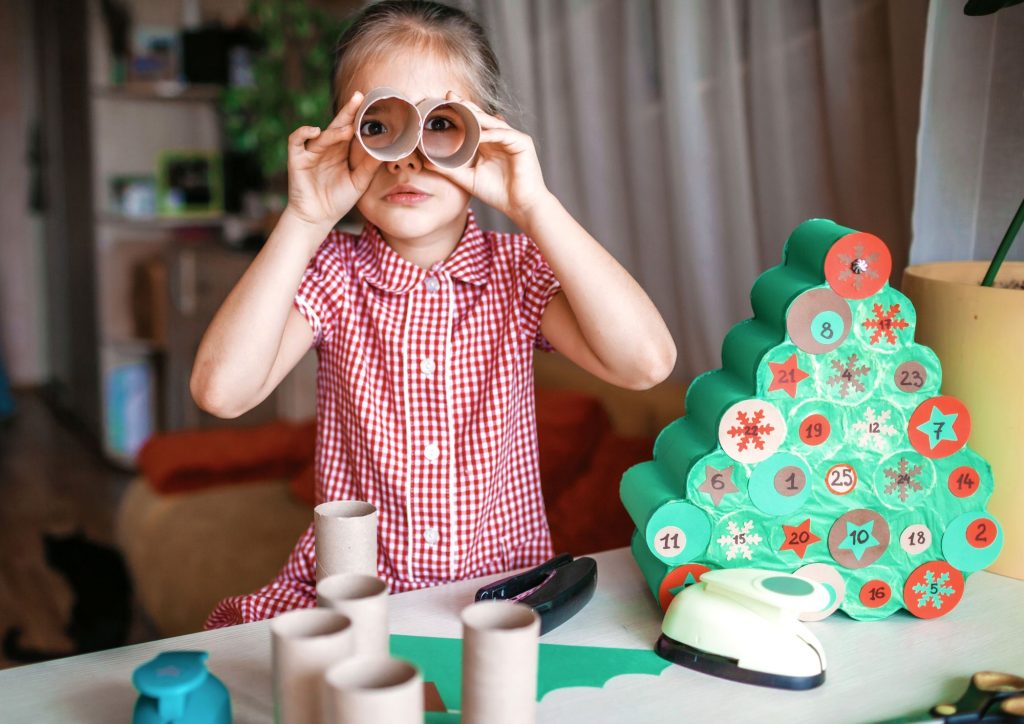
902, 261, 1024, 580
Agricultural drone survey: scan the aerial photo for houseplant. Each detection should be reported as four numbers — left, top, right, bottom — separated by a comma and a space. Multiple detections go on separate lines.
903, 197, 1024, 580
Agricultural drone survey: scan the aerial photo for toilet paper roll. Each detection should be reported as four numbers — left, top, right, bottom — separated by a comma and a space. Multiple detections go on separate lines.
316, 573, 390, 657
460, 600, 540, 724
323, 655, 423, 724
354, 87, 421, 162
314, 500, 378, 582
271, 608, 354, 724
416, 98, 481, 169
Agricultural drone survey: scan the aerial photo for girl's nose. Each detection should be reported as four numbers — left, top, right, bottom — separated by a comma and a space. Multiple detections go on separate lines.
387, 151, 423, 174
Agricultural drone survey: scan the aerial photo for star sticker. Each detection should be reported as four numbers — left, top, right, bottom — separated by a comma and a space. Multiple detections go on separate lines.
780, 519, 820, 559
667, 571, 699, 597
916, 406, 960, 449
767, 354, 810, 398
838, 519, 880, 561
698, 465, 739, 506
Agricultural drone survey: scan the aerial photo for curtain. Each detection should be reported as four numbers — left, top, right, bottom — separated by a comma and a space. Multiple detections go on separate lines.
458, 0, 928, 381
911, 0, 1024, 265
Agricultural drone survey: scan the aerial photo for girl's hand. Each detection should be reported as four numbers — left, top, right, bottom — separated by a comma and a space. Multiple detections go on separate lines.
285, 91, 382, 228
424, 91, 551, 227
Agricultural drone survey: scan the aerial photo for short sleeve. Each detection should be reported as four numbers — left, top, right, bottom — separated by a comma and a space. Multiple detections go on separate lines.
520, 238, 562, 352
293, 231, 348, 348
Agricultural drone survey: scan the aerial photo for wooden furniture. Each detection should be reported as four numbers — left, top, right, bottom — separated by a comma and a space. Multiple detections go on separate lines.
1, 547, 1021, 723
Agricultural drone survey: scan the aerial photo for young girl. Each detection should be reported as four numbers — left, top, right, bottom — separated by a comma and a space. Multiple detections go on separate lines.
196, 0, 676, 628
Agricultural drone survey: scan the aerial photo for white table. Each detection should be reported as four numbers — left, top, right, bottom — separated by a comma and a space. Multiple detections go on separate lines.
1, 547, 1022, 723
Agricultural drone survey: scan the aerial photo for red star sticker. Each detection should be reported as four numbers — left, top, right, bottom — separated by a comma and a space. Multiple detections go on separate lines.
768, 354, 810, 398
780, 519, 820, 559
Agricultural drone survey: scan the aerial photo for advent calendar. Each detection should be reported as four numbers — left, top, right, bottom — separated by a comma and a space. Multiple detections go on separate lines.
621, 219, 1004, 621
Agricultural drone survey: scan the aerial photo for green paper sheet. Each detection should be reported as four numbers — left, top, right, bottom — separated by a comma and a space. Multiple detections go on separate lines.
391, 634, 670, 716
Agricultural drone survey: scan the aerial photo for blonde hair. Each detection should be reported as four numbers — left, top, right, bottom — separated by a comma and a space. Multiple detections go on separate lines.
330, 0, 513, 117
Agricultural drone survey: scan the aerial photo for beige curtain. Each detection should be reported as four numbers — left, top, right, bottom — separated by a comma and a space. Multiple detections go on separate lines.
460, 0, 928, 381
911, 0, 1024, 265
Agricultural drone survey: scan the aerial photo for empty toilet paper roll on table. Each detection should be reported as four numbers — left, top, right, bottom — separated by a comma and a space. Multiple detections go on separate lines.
314, 501, 378, 582
461, 600, 541, 724
323, 655, 424, 723
316, 573, 390, 657
271, 608, 354, 724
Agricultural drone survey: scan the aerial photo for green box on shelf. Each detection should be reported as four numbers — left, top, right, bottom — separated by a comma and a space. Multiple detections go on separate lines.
621, 219, 1003, 621
156, 149, 224, 217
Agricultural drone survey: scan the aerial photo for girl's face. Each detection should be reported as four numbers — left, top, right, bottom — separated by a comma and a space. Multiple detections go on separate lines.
343, 49, 476, 245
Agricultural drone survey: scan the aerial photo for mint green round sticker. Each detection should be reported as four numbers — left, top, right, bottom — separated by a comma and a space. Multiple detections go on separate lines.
811, 310, 845, 345
762, 575, 815, 597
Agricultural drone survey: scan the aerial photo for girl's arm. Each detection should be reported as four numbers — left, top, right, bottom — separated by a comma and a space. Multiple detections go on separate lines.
519, 194, 676, 390
189, 211, 329, 418
191, 92, 380, 417
426, 92, 676, 391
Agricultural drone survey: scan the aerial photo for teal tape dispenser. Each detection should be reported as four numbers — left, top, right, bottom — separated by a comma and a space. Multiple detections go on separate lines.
132, 651, 231, 724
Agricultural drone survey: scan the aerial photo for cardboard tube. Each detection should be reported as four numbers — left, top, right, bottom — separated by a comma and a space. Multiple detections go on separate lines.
416, 98, 481, 169
314, 500, 378, 582
354, 87, 421, 162
271, 608, 354, 724
460, 601, 540, 724
323, 655, 423, 723
316, 573, 390, 657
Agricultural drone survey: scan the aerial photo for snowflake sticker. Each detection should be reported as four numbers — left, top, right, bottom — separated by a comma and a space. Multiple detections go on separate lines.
716, 519, 763, 561
851, 407, 898, 452
827, 354, 871, 398
884, 457, 925, 502
718, 400, 786, 464
862, 303, 909, 345
903, 561, 964, 619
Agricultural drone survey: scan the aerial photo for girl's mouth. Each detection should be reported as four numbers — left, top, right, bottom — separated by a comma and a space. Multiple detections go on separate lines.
383, 185, 431, 204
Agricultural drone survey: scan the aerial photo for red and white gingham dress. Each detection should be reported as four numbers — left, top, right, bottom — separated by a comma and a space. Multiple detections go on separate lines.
205, 210, 560, 627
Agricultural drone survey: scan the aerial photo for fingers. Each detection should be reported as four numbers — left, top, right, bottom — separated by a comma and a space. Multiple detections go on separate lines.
348, 152, 383, 192
446, 90, 511, 131
288, 126, 323, 162
304, 124, 353, 153
327, 90, 365, 130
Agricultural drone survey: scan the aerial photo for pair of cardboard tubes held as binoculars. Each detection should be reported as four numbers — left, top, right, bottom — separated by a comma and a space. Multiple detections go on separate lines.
354, 87, 482, 169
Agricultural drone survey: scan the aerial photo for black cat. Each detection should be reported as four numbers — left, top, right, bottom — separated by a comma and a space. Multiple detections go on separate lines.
3, 531, 133, 663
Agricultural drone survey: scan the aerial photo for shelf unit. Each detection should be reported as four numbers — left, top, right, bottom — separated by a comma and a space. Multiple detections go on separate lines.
82, 1, 314, 467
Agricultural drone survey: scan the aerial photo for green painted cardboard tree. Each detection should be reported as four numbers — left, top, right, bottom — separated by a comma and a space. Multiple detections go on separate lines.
621, 220, 1004, 621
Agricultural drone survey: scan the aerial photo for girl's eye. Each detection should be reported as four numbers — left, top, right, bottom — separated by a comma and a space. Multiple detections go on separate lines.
425, 116, 455, 132
360, 120, 388, 136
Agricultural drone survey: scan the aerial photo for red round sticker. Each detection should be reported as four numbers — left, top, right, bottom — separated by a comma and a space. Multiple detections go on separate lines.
907, 396, 971, 459
799, 414, 831, 446
825, 232, 892, 300
859, 580, 891, 608
967, 517, 996, 549
948, 466, 980, 499
658, 564, 711, 611
903, 561, 964, 619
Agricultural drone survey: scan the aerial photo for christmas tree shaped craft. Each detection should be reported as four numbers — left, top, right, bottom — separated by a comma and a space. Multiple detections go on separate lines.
621, 220, 1004, 621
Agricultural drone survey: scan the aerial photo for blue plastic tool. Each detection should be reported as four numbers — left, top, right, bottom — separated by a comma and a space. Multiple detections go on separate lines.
132, 651, 231, 724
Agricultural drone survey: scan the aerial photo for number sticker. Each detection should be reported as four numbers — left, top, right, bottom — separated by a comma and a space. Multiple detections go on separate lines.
859, 580, 892, 608
786, 288, 853, 355
774, 466, 807, 497
900, 524, 932, 554
811, 311, 845, 345
827, 509, 890, 569
894, 361, 927, 392
908, 396, 971, 459
799, 413, 831, 446
657, 564, 711, 611
654, 525, 687, 559
967, 518, 995, 549
948, 466, 980, 499
825, 463, 858, 496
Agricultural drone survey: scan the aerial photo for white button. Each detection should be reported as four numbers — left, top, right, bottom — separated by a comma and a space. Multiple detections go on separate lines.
424, 276, 439, 292
424, 526, 439, 546
424, 443, 440, 462
420, 358, 436, 377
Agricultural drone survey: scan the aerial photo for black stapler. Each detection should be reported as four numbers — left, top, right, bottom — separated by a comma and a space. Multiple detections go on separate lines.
474, 553, 597, 634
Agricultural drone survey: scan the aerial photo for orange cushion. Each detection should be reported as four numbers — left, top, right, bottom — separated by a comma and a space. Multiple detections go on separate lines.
535, 388, 611, 507
547, 430, 654, 556
138, 419, 316, 495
